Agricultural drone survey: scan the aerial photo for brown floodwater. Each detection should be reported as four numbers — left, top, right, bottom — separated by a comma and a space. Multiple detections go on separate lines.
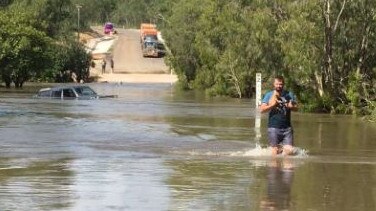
0, 83, 375, 211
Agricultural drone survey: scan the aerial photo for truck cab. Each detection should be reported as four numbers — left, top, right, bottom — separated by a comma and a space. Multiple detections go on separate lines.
142, 37, 165, 58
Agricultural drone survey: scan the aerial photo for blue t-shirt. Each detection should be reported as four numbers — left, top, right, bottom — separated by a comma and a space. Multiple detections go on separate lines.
262, 90, 296, 128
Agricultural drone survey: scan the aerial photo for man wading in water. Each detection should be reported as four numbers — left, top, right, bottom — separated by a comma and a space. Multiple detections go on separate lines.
260, 76, 298, 155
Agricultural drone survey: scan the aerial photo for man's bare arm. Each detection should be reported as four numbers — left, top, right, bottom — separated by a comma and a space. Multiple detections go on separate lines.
260, 102, 276, 113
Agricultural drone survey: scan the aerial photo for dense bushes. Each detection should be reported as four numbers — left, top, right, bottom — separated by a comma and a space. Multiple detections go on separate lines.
0, 0, 91, 87
1, 0, 375, 116
159, 0, 376, 115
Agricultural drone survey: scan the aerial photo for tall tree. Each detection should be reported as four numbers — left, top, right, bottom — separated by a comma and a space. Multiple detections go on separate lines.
0, 9, 51, 88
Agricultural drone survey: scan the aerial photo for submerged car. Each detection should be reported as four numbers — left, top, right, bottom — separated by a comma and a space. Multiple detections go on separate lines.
34, 85, 101, 100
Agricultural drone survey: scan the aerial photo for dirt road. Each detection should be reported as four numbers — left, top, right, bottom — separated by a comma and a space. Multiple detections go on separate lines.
90, 28, 176, 83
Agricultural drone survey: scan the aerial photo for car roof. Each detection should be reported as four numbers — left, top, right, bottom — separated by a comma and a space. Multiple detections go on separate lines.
38, 88, 51, 92
38, 86, 94, 92
50, 85, 91, 89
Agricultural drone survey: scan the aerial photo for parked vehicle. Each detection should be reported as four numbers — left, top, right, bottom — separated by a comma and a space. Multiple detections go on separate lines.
140, 23, 157, 43
142, 38, 166, 57
139, 24, 165, 58
104, 22, 116, 35
34, 85, 117, 100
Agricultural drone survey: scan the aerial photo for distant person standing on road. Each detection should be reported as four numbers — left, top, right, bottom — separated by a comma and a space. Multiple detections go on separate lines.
101, 59, 106, 74
110, 58, 114, 73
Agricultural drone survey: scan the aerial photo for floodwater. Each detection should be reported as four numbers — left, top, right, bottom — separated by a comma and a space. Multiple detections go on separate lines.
0, 83, 375, 211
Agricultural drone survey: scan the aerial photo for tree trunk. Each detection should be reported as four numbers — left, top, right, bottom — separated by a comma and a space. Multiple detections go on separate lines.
227, 57, 242, 98
2, 75, 12, 88
323, 0, 334, 93
356, 25, 370, 76
314, 70, 324, 97
356, 24, 371, 100
323, 0, 347, 102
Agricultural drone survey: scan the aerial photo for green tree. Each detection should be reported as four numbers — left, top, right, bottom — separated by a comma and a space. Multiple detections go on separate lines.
37, 0, 73, 38
163, 0, 283, 98
163, 0, 203, 88
0, 9, 52, 88
276, 0, 376, 113
276, 1, 325, 110
71, 0, 117, 26
47, 41, 91, 83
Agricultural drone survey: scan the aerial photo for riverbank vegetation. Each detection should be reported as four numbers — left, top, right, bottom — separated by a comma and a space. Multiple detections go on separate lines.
0, 0, 91, 87
80, 0, 376, 116
138, 0, 375, 117
1, 0, 375, 118
159, 0, 376, 116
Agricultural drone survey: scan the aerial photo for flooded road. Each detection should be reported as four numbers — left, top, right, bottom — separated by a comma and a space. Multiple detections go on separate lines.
0, 83, 375, 211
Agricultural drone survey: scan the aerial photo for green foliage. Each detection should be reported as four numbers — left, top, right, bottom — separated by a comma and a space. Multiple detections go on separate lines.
163, 0, 282, 98
9, 0, 77, 38
37, 0, 73, 38
345, 72, 361, 113
163, 0, 203, 88
159, 0, 376, 115
365, 103, 376, 123
2, 0, 376, 116
71, 0, 117, 27
0, 1, 92, 87
0, 8, 52, 87
43, 41, 91, 83
68, 0, 172, 28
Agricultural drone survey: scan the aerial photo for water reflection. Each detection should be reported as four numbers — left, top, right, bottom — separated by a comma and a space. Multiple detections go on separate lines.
0, 158, 74, 210
260, 159, 295, 211
165, 159, 257, 210
165, 158, 303, 211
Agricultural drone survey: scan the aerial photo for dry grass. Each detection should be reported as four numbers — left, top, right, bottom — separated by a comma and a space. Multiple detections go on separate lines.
78, 29, 103, 44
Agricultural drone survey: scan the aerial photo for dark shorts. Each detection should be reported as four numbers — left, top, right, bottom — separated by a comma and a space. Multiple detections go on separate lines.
267, 127, 293, 147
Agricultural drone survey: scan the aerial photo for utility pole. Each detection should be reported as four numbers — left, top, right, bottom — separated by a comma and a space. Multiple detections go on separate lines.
76, 4, 82, 42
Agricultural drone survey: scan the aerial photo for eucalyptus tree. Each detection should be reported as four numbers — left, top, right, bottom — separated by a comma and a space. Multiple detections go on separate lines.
276, 0, 376, 113
275, 1, 325, 109
163, 0, 283, 97
37, 0, 73, 38
8, 0, 76, 38
163, 0, 203, 88
100, 0, 178, 28
332, 0, 376, 112
71, 0, 118, 26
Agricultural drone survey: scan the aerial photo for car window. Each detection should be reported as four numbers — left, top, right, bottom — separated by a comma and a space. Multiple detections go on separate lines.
146, 42, 156, 47
38, 90, 51, 97
52, 90, 62, 98
63, 89, 76, 98
75, 87, 96, 96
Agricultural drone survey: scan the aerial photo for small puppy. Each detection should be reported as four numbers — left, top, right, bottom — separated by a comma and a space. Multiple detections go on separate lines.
269, 90, 281, 106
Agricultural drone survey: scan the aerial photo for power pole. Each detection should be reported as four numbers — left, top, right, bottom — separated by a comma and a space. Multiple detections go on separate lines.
76, 4, 82, 42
